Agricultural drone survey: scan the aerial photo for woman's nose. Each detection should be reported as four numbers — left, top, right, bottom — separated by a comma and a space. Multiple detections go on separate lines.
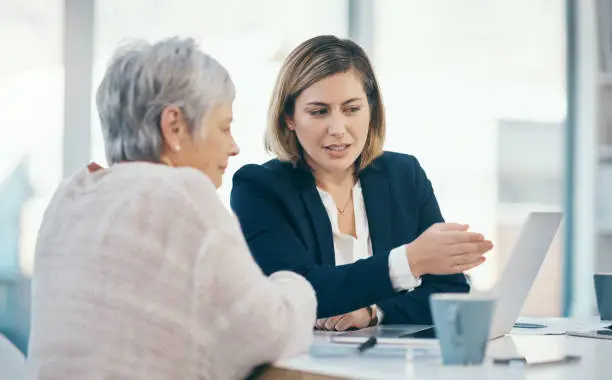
328, 115, 348, 137
229, 138, 240, 156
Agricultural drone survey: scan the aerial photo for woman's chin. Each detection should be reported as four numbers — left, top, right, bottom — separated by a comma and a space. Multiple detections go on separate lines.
318, 160, 357, 175
307, 152, 359, 174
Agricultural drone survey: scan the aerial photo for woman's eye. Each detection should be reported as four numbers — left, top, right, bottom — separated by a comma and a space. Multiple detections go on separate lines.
308, 108, 328, 116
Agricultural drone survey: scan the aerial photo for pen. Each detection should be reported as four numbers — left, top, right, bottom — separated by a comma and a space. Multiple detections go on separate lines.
357, 336, 377, 354
493, 355, 581, 366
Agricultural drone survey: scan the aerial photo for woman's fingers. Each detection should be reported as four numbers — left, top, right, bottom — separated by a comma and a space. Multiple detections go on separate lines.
449, 240, 494, 255
443, 231, 485, 244
437, 223, 470, 231
453, 257, 486, 272
334, 315, 353, 331
452, 252, 487, 266
315, 318, 326, 330
324, 316, 343, 331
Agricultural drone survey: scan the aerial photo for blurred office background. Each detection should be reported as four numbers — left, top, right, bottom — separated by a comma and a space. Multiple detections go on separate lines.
1, 0, 607, 353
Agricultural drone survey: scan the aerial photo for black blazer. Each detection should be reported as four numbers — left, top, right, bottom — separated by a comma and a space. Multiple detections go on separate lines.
230, 151, 469, 324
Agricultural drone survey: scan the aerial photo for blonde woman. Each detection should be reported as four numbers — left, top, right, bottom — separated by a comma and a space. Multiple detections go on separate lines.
26, 37, 316, 380
231, 35, 492, 331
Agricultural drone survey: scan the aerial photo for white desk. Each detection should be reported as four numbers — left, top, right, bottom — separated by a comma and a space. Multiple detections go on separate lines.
271, 318, 612, 380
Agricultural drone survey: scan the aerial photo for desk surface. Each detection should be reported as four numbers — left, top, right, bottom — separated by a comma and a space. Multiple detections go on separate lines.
273, 318, 612, 380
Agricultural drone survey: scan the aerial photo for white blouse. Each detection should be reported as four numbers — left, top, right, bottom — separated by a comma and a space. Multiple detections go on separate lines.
317, 181, 422, 321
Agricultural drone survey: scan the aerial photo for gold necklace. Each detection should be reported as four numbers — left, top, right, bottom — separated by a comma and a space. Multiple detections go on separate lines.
337, 195, 353, 216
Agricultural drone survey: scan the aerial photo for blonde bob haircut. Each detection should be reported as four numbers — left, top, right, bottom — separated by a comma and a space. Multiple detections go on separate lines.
265, 35, 385, 172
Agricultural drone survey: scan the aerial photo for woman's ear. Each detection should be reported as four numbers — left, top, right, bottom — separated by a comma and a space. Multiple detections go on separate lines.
285, 114, 295, 131
160, 106, 187, 152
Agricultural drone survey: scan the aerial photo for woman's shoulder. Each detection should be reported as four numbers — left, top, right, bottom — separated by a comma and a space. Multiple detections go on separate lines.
107, 162, 217, 194
230, 159, 309, 214
232, 159, 301, 190
234, 158, 295, 178
111, 163, 235, 232
362, 151, 426, 182
85, 163, 221, 219
113, 162, 215, 187
370, 151, 421, 172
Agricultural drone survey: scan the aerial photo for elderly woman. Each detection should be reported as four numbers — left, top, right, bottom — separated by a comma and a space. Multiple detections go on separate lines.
25, 38, 316, 380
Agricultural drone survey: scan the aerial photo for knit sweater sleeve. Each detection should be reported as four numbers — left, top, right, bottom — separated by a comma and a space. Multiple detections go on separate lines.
172, 170, 317, 373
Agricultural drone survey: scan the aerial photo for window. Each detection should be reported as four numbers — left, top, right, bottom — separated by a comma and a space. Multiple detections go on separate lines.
92, 0, 349, 206
0, 0, 63, 274
374, 0, 565, 315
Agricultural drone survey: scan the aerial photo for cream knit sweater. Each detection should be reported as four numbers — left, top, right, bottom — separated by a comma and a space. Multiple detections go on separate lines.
26, 162, 316, 380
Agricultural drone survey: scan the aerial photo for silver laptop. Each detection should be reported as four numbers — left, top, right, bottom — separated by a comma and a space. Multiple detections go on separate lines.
331, 211, 563, 345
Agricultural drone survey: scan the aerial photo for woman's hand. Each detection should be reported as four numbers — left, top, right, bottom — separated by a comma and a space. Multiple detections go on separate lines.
315, 308, 372, 331
406, 223, 493, 277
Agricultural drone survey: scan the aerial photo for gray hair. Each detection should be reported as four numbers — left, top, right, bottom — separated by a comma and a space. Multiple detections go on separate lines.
96, 37, 235, 164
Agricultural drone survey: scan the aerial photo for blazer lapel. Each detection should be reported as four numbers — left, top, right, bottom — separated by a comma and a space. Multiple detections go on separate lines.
360, 166, 392, 255
294, 168, 336, 266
